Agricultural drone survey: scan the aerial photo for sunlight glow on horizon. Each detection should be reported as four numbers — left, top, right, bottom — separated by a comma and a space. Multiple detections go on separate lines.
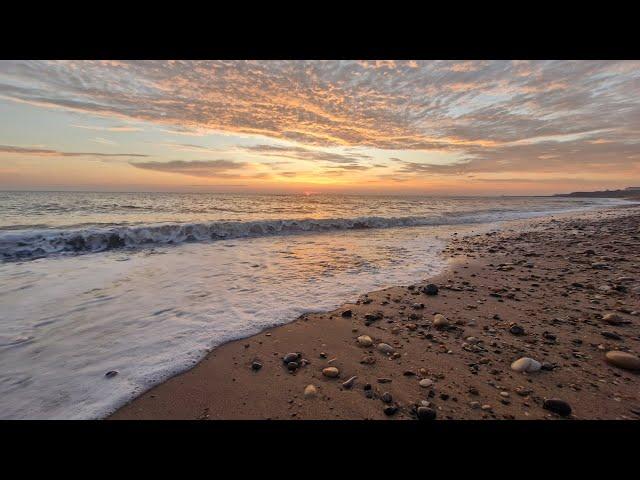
1, 60, 639, 195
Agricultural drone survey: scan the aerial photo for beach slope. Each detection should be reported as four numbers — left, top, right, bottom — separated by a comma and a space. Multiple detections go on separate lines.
111, 208, 640, 420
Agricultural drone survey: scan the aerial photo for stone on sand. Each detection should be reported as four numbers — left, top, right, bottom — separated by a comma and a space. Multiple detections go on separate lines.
383, 405, 398, 416
416, 406, 437, 420
419, 378, 434, 388
511, 357, 541, 373
543, 398, 572, 417
422, 284, 439, 295
602, 313, 624, 325
509, 324, 525, 335
304, 384, 318, 398
377, 343, 395, 355
433, 314, 449, 328
322, 366, 340, 378
605, 351, 640, 370
251, 361, 262, 371
356, 335, 373, 347
283, 352, 300, 364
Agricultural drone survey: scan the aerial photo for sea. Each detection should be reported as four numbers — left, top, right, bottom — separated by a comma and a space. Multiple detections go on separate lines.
0, 191, 630, 419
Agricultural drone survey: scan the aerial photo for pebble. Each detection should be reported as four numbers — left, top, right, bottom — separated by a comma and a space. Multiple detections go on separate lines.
322, 367, 340, 378
287, 361, 299, 371
363, 311, 380, 321
601, 331, 622, 340
419, 378, 434, 388
422, 284, 439, 295
515, 386, 532, 396
105, 370, 118, 378
602, 313, 624, 325
433, 314, 449, 328
509, 325, 525, 335
283, 352, 299, 364
251, 361, 262, 371
383, 405, 398, 416
381, 392, 393, 404
356, 335, 373, 347
416, 406, 437, 420
543, 398, 572, 417
377, 343, 395, 355
605, 351, 640, 370
511, 357, 542, 373
304, 384, 318, 399
341, 309, 353, 317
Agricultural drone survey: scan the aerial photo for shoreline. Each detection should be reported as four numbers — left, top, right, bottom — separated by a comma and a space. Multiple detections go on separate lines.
110, 205, 640, 420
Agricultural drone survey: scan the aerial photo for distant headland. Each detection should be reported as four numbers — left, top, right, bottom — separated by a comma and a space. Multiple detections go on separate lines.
553, 186, 640, 198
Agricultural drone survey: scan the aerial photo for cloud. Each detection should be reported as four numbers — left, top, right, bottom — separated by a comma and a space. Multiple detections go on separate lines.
71, 124, 141, 132
396, 136, 640, 176
1, 60, 639, 180
0, 144, 148, 157
129, 159, 262, 179
241, 144, 372, 164
326, 164, 371, 171
158, 142, 218, 153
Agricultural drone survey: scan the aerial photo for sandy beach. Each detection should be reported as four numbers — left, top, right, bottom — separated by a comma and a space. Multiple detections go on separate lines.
109, 205, 640, 420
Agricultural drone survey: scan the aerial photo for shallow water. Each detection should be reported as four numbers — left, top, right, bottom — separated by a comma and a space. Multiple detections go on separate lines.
0, 193, 630, 419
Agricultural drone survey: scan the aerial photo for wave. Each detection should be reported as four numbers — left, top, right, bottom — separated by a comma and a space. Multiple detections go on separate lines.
0, 201, 630, 261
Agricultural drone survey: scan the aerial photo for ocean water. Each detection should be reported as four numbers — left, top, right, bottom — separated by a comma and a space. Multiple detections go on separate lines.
0, 192, 628, 419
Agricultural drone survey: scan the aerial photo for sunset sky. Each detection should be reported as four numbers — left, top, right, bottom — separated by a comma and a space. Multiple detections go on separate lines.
1, 60, 639, 195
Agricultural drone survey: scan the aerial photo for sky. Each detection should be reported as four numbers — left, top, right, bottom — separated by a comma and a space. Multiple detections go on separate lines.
0, 60, 639, 195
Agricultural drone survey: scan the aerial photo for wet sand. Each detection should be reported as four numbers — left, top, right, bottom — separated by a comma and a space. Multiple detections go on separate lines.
110, 206, 640, 420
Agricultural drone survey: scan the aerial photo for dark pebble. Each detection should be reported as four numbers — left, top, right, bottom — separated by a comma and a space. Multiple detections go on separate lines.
383, 405, 398, 416
601, 331, 622, 340
283, 352, 300, 364
509, 325, 525, 335
105, 370, 118, 378
416, 406, 437, 420
422, 284, 439, 295
543, 398, 572, 417
251, 361, 262, 371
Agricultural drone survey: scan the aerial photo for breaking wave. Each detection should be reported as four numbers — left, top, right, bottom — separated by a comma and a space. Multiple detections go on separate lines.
0, 202, 627, 261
